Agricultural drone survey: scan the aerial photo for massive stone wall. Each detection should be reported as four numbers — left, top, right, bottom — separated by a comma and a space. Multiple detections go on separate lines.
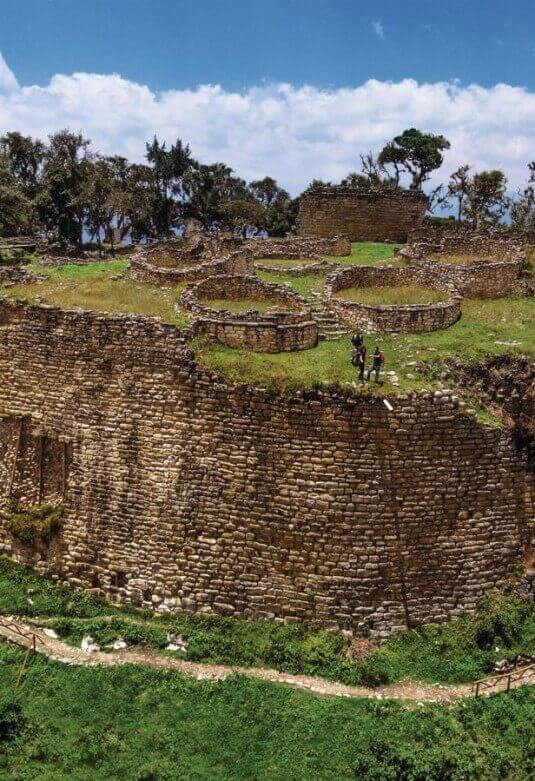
0, 298, 532, 636
297, 187, 428, 242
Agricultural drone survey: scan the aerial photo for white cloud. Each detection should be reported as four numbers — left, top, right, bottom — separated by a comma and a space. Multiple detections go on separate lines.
0, 53, 18, 93
0, 53, 534, 195
372, 20, 385, 40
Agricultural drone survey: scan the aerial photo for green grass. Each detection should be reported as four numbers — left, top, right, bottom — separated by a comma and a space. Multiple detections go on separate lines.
0, 645, 534, 780
193, 295, 534, 394
201, 297, 295, 313
0, 558, 533, 688
256, 270, 327, 297
1, 260, 191, 329
333, 284, 446, 306
327, 241, 405, 267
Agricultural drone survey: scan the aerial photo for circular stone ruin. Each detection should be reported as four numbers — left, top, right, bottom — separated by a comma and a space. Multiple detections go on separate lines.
181, 274, 318, 352
325, 265, 461, 333
400, 234, 525, 298
131, 235, 254, 284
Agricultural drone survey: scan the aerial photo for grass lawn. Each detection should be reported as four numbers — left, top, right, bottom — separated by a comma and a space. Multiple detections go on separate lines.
1, 260, 191, 328
0, 645, 533, 780
327, 241, 405, 267
333, 284, 446, 306
201, 297, 295, 313
0, 558, 533, 689
256, 270, 327, 297
192, 295, 534, 394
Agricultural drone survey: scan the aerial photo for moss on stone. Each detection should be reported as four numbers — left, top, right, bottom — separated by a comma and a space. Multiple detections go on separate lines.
6, 504, 64, 546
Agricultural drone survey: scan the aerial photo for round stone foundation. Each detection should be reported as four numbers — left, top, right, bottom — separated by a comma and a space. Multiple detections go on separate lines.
181, 275, 318, 352
131, 237, 254, 284
401, 235, 524, 298
325, 265, 461, 333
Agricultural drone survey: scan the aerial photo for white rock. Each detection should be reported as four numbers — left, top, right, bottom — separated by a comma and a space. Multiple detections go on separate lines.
81, 634, 100, 653
43, 628, 59, 639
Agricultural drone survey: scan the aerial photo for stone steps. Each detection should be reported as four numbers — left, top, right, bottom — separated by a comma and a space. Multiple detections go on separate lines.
305, 292, 350, 341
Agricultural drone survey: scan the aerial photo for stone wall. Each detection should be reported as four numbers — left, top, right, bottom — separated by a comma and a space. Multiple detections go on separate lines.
0, 298, 532, 636
131, 241, 254, 284
325, 265, 461, 333
247, 235, 351, 258
181, 275, 318, 352
401, 235, 525, 298
297, 187, 428, 242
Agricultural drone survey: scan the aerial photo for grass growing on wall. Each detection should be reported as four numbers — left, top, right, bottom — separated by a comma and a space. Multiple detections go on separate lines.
333, 284, 446, 306
0, 643, 533, 780
0, 558, 533, 688
5, 505, 63, 546
1, 260, 191, 329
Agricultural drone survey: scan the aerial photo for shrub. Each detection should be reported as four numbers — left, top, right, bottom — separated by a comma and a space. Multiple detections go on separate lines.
0, 692, 25, 741
5, 504, 64, 546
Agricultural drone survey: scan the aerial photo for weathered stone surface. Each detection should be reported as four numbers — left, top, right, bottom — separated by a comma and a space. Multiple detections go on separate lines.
325, 265, 461, 333
0, 298, 532, 636
297, 188, 428, 242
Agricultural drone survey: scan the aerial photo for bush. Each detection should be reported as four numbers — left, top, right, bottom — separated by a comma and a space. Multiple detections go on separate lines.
0, 692, 25, 741
5, 504, 64, 546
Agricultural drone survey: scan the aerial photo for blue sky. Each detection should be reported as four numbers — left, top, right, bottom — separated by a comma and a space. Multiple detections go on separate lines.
1, 0, 535, 91
0, 1, 534, 194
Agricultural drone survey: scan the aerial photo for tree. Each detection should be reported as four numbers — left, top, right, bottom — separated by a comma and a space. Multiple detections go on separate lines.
248, 177, 296, 235
145, 136, 196, 236
248, 177, 287, 208
0, 131, 44, 200
462, 169, 509, 228
0, 154, 34, 236
186, 163, 249, 229
447, 165, 472, 223
36, 130, 92, 248
340, 171, 370, 188
219, 198, 266, 237
510, 162, 535, 231
305, 179, 332, 191
378, 128, 450, 190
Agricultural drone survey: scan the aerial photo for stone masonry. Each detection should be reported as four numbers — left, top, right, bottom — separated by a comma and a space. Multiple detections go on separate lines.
0, 297, 532, 636
297, 187, 428, 242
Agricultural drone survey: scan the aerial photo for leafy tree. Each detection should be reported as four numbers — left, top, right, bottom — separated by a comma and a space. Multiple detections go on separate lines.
36, 130, 92, 249
186, 163, 249, 229
510, 162, 535, 230
146, 136, 196, 236
249, 177, 296, 235
0, 131, 44, 200
447, 165, 472, 222
219, 198, 266, 237
0, 154, 34, 236
340, 171, 370, 188
304, 179, 332, 191
248, 177, 287, 208
378, 128, 450, 190
463, 169, 509, 228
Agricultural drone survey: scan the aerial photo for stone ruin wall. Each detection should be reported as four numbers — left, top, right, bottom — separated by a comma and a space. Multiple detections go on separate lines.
0, 297, 533, 635
297, 188, 428, 242
247, 235, 351, 259
181, 275, 318, 353
325, 265, 461, 333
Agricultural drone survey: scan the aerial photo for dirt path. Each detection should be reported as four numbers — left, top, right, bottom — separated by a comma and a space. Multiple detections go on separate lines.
1, 616, 533, 703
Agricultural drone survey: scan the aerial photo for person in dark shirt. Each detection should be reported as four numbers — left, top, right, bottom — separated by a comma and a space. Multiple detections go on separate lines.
356, 342, 367, 382
366, 346, 384, 383
351, 332, 363, 349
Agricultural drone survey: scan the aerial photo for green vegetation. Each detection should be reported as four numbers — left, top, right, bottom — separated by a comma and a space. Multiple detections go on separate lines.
201, 297, 295, 313
0, 644, 532, 780
192, 294, 534, 393
256, 269, 327, 297
1, 260, 191, 328
327, 241, 404, 266
333, 284, 446, 305
5, 505, 63, 546
428, 252, 494, 266
0, 558, 533, 688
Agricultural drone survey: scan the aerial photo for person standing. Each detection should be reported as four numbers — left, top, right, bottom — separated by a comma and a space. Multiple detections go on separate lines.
366, 347, 384, 383
356, 342, 367, 382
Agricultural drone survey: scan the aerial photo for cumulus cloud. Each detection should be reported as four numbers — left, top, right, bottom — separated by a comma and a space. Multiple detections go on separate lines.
0, 53, 534, 195
0, 53, 18, 93
372, 20, 385, 40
